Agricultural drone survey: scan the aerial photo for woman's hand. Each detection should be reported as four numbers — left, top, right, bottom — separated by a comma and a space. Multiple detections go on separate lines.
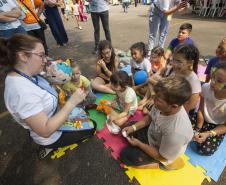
194, 132, 210, 143
127, 136, 141, 147
68, 88, 88, 106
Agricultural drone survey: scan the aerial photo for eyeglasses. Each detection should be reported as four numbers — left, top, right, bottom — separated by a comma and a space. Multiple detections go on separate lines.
26, 52, 47, 61
171, 59, 184, 66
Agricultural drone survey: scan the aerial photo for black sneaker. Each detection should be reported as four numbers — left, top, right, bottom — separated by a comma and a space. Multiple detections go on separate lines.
38, 147, 53, 159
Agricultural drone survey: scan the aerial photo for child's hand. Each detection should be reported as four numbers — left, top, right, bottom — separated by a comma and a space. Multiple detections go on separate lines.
127, 136, 141, 147
194, 132, 209, 143
122, 126, 134, 136
110, 101, 117, 109
97, 59, 107, 69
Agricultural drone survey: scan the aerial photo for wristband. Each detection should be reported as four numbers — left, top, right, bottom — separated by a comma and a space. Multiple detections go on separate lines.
132, 124, 137, 131
209, 130, 217, 137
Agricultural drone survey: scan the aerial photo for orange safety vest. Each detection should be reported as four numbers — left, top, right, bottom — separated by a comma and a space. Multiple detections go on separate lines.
17, 0, 43, 24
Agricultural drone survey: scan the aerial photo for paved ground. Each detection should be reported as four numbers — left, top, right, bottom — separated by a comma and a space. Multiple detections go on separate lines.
0, 4, 226, 185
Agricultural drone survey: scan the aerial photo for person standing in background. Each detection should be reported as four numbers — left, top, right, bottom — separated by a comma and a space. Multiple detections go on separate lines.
59, 0, 69, 21
0, 0, 26, 38
89, 0, 111, 54
44, 0, 68, 46
18, 0, 48, 54
147, 0, 188, 56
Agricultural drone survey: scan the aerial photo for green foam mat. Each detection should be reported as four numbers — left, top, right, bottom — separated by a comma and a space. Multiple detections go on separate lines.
88, 94, 115, 130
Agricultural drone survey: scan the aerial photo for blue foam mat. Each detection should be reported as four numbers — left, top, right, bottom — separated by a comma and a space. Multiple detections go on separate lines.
186, 138, 226, 181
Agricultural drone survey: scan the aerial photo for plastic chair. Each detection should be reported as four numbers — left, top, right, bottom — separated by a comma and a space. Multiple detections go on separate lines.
207, 0, 221, 17
199, 0, 211, 16
218, 0, 226, 17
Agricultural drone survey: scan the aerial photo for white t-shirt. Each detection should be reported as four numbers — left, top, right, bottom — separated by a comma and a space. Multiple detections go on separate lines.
184, 71, 201, 94
156, 0, 180, 11
148, 105, 193, 164
4, 75, 61, 145
202, 83, 226, 125
0, 0, 21, 30
73, 4, 79, 15
117, 86, 138, 114
130, 58, 151, 73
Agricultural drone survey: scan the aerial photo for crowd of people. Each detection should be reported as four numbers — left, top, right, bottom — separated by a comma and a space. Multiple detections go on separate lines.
0, 0, 226, 171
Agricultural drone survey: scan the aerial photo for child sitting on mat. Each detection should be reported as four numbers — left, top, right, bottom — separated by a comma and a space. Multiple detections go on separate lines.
91, 40, 119, 94
106, 71, 138, 134
164, 23, 194, 61
194, 63, 226, 156
120, 76, 193, 169
137, 46, 166, 111
62, 62, 96, 107
205, 37, 226, 83
130, 42, 152, 93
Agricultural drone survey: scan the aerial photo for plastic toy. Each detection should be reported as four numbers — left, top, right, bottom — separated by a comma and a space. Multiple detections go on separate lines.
73, 121, 83, 129
96, 100, 111, 115
134, 70, 148, 85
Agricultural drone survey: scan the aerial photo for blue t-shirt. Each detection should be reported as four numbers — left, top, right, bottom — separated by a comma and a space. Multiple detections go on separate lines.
204, 57, 220, 75
167, 37, 193, 52
89, 0, 109, 13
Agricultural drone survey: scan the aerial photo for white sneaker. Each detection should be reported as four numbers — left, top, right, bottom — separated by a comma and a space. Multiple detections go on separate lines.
106, 122, 121, 134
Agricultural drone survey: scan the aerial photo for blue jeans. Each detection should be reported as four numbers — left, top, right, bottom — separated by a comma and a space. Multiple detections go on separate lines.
148, 6, 169, 51
0, 25, 26, 39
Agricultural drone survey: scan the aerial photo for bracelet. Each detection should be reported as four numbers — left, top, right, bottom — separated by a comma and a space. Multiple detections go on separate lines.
104, 68, 108, 72
132, 124, 137, 131
209, 130, 217, 137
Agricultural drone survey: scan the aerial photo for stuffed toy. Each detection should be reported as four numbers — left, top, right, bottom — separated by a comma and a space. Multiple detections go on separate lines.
45, 59, 73, 107
96, 100, 111, 115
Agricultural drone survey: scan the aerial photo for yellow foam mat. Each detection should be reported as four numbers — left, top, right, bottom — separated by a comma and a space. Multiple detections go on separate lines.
51, 143, 78, 159
125, 155, 211, 185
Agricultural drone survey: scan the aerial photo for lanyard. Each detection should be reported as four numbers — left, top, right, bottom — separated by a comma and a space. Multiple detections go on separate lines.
12, 68, 58, 99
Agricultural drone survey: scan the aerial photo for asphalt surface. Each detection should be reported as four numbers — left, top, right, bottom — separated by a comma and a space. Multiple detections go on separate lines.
0, 4, 226, 185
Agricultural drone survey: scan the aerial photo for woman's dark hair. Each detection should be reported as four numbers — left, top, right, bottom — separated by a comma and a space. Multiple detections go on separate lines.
0, 34, 42, 68
110, 71, 130, 88
98, 40, 116, 72
174, 44, 199, 74
130, 42, 147, 58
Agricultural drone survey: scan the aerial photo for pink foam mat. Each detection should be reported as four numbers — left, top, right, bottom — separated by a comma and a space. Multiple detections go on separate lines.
97, 125, 129, 160
96, 110, 144, 160
127, 109, 144, 123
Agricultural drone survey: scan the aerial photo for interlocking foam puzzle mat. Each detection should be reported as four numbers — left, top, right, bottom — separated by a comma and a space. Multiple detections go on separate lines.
96, 122, 210, 185
91, 93, 217, 185
186, 139, 226, 181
